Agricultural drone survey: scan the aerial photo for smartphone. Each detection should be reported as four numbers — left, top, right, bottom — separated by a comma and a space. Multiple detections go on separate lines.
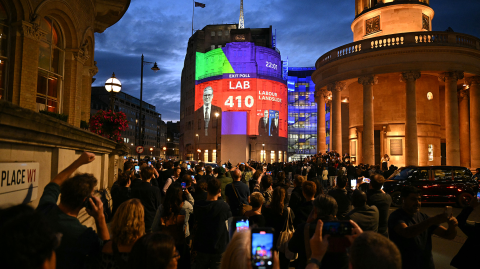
187, 164, 191, 169
135, 165, 140, 173
477, 192, 480, 200
322, 221, 352, 237
351, 179, 357, 190
181, 182, 186, 191
83, 196, 93, 211
191, 175, 195, 180
148, 161, 151, 166
242, 163, 245, 165
222, 164, 226, 168
251, 228, 274, 269
363, 178, 371, 183
123, 156, 127, 159
445, 206, 452, 216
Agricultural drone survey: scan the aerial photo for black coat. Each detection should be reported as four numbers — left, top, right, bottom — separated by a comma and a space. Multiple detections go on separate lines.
450, 206, 480, 268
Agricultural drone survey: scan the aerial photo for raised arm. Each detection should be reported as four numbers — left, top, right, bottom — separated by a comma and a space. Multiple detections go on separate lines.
393, 213, 447, 239
51, 152, 95, 186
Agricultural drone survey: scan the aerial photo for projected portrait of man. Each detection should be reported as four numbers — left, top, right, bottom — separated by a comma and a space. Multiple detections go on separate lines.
258, 109, 269, 136
196, 86, 221, 137
270, 111, 279, 137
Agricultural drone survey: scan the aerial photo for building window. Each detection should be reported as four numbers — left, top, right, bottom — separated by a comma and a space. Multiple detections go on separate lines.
217, 31, 222, 36
204, 150, 209, 162
278, 151, 282, 162
37, 17, 64, 112
212, 149, 217, 163
270, 151, 275, 163
260, 150, 266, 163
210, 45, 215, 50
0, 3, 8, 101
218, 45, 222, 48
211, 31, 215, 36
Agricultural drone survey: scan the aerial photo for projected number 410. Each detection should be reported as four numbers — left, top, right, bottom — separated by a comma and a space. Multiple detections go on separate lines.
225, 95, 254, 108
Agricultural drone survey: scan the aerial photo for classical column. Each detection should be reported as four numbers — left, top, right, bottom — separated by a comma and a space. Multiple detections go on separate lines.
401, 71, 421, 166
357, 129, 363, 165
439, 71, 463, 166
326, 100, 332, 151
315, 89, 329, 154
358, 75, 377, 165
467, 76, 480, 169
458, 88, 471, 168
328, 82, 346, 154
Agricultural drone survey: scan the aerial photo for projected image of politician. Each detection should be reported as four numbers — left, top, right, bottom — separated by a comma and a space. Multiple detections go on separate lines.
258, 109, 269, 136
270, 111, 279, 137
196, 86, 221, 136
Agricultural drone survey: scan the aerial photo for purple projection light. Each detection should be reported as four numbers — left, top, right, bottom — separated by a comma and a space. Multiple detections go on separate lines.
221, 111, 247, 135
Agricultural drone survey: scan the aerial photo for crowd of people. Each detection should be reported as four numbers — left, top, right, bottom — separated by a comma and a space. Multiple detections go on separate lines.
0, 150, 479, 269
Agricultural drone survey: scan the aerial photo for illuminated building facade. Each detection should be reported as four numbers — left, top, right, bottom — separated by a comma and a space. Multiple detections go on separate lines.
180, 24, 288, 164
287, 67, 330, 161
314, 0, 480, 168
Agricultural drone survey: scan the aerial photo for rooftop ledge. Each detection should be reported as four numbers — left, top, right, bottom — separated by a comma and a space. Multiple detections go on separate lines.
316, 31, 480, 69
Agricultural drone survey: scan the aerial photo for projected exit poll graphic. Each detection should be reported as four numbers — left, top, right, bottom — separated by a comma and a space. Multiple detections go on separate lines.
194, 42, 287, 138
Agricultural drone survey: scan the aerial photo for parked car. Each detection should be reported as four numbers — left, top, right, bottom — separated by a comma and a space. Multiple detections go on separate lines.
383, 166, 478, 207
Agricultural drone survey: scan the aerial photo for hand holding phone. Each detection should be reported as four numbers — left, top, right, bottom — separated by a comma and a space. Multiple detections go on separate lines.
181, 182, 186, 191
135, 165, 140, 173
251, 228, 274, 269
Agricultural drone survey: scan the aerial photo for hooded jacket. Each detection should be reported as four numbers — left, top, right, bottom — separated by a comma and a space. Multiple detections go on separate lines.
193, 200, 232, 254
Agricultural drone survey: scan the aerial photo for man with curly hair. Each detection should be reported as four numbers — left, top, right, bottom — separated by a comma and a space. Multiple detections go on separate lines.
37, 152, 109, 269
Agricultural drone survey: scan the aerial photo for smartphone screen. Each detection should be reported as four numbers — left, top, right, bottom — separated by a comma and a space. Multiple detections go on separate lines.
351, 179, 357, 190
364, 178, 371, 183
181, 182, 186, 191
477, 192, 480, 200
135, 165, 140, 173
148, 161, 151, 166
191, 175, 195, 180
236, 219, 249, 232
222, 164, 226, 168
322, 221, 352, 237
251, 228, 274, 269
187, 165, 191, 169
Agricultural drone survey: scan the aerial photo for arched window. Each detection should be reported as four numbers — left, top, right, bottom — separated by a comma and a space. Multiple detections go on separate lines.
0, 3, 8, 100
37, 17, 64, 112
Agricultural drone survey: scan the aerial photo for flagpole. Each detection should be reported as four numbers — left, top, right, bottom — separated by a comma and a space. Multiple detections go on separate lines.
192, 0, 195, 35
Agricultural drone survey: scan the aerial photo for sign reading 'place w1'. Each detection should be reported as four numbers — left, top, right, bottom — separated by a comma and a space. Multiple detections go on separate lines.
0, 162, 40, 206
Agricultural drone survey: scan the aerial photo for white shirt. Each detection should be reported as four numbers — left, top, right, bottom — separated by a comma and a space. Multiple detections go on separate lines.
203, 104, 211, 119
163, 175, 178, 194
263, 117, 268, 127
274, 118, 278, 128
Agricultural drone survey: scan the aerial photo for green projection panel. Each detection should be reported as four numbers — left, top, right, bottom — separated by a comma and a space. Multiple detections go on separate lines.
195, 48, 234, 81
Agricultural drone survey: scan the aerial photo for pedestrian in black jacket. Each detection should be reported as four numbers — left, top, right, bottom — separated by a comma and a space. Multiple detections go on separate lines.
450, 197, 480, 269
288, 175, 306, 211
131, 166, 162, 232
366, 174, 392, 237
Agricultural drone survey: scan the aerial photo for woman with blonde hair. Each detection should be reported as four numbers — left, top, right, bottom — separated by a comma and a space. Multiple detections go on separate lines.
101, 198, 145, 269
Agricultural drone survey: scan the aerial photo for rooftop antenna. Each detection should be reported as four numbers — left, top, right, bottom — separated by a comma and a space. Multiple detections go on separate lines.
239, 0, 244, 29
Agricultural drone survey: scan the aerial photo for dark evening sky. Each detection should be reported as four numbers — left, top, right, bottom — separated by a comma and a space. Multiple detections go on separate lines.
93, 0, 480, 121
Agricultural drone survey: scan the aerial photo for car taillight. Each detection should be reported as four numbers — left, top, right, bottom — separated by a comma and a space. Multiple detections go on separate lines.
458, 189, 462, 192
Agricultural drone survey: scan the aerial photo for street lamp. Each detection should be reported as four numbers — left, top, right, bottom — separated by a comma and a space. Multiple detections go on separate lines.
215, 112, 219, 162
105, 72, 122, 111
136, 54, 160, 161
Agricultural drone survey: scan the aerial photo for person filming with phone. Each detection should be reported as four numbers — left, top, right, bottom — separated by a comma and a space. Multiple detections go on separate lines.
388, 186, 458, 269
36, 152, 110, 269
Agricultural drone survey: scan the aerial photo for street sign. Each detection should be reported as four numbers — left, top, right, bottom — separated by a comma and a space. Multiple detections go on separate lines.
136, 146, 144, 154
0, 162, 39, 206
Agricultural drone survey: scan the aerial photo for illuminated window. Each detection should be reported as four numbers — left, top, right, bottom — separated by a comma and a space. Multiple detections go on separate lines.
260, 150, 265, 163
271, 151, 275, 163
278, 151, 282, 162
0, 3, 8, 101
204, 150, 209, 162
212, 150, 217, 163
210, 45, 215, 50
218, 45, 222, 48
211, 31, 215, 36
37, 17, 64, 113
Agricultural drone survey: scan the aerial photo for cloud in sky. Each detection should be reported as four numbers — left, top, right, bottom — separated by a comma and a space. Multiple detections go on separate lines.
93, 0, 480, 121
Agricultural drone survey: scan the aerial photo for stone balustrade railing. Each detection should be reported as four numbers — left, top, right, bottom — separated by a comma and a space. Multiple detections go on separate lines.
316, 31, 480, 68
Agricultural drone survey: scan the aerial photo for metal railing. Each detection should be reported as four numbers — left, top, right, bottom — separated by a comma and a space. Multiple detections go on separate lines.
316, 31, 480, 68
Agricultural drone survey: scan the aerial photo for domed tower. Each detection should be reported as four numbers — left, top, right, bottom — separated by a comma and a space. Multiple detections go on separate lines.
352, 0, 434, 41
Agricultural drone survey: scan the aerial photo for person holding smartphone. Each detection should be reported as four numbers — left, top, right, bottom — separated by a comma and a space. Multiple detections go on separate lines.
388, 186, 457, 269
450, 197, 480, 268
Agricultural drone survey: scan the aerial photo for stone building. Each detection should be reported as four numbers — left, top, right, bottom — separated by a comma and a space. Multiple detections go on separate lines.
0, 0, 130, 215
313, 0, 480, 168
91, 86, 164, 158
